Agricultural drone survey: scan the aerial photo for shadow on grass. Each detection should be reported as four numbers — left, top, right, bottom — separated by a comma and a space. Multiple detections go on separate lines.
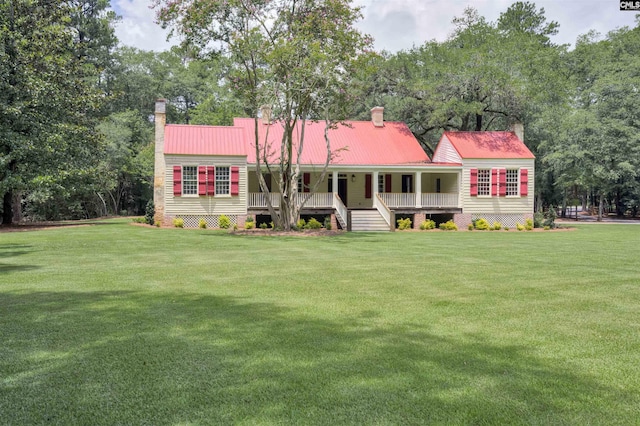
1, 291, 635, 424
0, 244, 39, 274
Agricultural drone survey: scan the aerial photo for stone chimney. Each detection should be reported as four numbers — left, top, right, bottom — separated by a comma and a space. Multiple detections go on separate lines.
511, 121, 524, 142
153, 99, 166, 224
260, 105, 272, 125
371, 106, 384, 127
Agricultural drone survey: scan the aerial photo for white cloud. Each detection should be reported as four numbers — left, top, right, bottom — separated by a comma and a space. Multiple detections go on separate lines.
111, 0, 177, 51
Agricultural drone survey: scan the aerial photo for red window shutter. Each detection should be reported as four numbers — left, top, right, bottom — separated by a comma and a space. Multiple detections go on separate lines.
499, 169, 507, 197
206, 166, 215, 196
491, 169, 498, 197
470, 169, 478, 196
385, 174, 392, 193
365, 174, 372, 199
198, 166, 207, 196
303, 172, 310, 193
231, 166, 240, 196
173, 166, 182, 196
520, 169, 529, 196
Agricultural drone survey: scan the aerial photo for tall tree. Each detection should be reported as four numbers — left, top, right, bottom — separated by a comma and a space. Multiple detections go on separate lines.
155, 0, 372, 230
0, 0, 104, 224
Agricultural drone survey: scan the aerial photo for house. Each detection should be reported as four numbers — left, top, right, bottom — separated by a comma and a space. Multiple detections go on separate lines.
153, 99, 534, 230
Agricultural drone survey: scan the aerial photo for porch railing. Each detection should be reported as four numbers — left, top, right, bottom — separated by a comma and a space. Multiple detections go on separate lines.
333, 193, 348, 229
378, 192, 459, 208
374, 194, 391, 227
248, 192, 333, 209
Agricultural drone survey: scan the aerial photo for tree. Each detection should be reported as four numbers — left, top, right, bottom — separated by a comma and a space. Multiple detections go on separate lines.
0, 0, 105, 224
155, 0, 372, 230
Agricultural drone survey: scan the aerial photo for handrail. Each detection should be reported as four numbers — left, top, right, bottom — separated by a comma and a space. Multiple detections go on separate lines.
333, 193, 348, 228
374, 193, 391, 226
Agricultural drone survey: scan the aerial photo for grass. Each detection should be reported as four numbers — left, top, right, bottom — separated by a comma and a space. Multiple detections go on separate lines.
1, 219, 639, 424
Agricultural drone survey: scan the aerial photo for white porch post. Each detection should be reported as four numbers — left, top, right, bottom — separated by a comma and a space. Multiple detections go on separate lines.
415, 171, 422, 208
373, 171, 379, 197
332, 171, 338, 195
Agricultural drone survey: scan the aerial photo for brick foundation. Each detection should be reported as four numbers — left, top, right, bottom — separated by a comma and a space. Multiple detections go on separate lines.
413, 213, 426, 229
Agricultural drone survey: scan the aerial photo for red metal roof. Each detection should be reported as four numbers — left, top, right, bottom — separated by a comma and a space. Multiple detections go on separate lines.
233, 118, 430, 166
164, 124, 248, 156
443, 131, 535, 159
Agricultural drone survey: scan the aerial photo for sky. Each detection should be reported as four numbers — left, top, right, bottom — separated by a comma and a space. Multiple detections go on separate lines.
110, 0, 639, 52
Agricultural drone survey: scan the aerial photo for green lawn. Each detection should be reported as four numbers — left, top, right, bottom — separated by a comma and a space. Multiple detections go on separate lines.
1, 220, 639, 424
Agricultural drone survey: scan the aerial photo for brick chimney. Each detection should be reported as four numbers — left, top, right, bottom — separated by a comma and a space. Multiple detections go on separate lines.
153, 99, 166, 224
511, 121, 524, 142
371, 106, 384, 127
260, 105, 272, 125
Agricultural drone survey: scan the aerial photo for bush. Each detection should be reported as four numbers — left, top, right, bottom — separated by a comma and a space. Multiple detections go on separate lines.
245, 216, 254, 223
420, 219, 436, 230
504, 227, 509, 231
219, 215, 231, 229
199, 218, 207, 229
543, 206, 557, 229
296, 218, 306, 230
474, 218, 490, 230
525, 218, 534, 231
145, 200, 155, 225
397, 217, 412, 230
467, 223, 474, 231
323, 216, 332, 230
173, 218, 184, 228
544, 225, 551, 230
132, 217, 146, 224
439, 220, 458, 231
305, 218, 323, 230
259, 222, 268, 229
534, 212, 544, 228
244, 220, 255, 229
516, 223, 525, 231
154, 220, 161, 227
492, 222, 502, 231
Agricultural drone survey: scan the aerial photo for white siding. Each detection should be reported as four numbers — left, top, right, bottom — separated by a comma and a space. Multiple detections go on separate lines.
432, 136, 462, 163
460, 159, 534, 214
164, 155, 248, 217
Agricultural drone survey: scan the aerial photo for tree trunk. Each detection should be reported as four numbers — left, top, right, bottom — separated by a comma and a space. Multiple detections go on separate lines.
597, 193, 604, 221
2, 190, 13, 225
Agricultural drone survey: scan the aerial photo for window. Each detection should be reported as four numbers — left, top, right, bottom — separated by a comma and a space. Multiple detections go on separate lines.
378, 174, 385, 193
477, 169, 490, 196
182, 166, 197, 195
506, 169, 519, 196
215, 166, 230, 195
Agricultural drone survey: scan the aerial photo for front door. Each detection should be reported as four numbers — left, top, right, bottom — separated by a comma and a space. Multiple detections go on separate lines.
338, 177, 348, 206
402, 174, 413, 193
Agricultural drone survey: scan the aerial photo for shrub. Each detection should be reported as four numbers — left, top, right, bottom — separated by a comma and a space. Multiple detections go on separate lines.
467, 223, 474, 231
516, 223, 525, 231
492, 222, 502, 231
525, 218, 534, 231
259, 222, 268, 229
420, 219, 436, 230
219, 215, 231, 229
397, 217, 412, 230
296, 218, 306, 230
543, 205, 557, 229
245, 216, 254, 223
305, 218, 323, 230
244, 220, 255, 229
544, 225, 551, 230
173, 218, 184, 228
439, 220, 458, 231
132, 217, 146, 224
145, 200, 155, 225
154, 220, 161, 227
199, 218, 207, 229
474, 218, 490, 230
534, 211, 544, 228
504, 227, 509, 231
323, 216, 332, 230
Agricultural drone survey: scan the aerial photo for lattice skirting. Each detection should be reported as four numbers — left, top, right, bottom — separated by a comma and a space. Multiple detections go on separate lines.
470, 213, 530, 229
173, 215, 238, 229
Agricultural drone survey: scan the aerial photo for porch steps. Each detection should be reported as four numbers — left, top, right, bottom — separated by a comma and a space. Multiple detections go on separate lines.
351, 209, 390, 232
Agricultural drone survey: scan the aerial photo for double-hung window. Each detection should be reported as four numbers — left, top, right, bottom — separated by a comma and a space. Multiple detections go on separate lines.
477, 169, 491, 196
182, 166, 198, 195
215, 166, 230, 195
506, 169, 519, 196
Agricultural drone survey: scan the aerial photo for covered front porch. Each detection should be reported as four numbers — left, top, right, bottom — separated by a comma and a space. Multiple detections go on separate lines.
247, 168, 461, 211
